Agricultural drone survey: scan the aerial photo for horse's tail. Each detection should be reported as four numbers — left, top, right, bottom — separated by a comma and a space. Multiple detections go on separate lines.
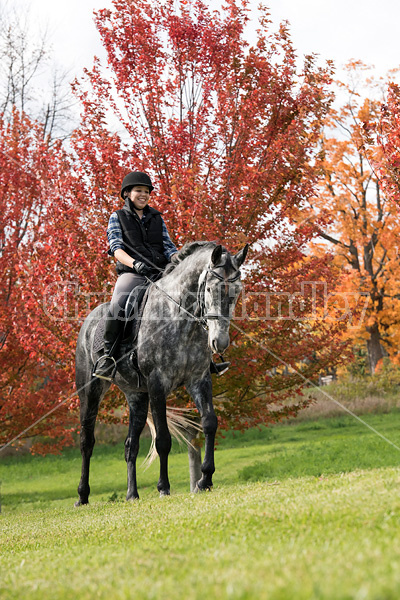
142, 407, 202, 468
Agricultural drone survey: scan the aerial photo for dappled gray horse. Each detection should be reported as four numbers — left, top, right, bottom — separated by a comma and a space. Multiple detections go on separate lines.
75, 241, 248, 505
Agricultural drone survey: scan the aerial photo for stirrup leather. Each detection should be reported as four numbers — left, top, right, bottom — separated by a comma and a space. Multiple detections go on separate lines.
93, 355, 118, 381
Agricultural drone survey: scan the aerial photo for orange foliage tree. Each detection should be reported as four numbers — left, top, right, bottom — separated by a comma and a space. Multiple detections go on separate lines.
1, 0, 353, 454
307, 63, 400, 373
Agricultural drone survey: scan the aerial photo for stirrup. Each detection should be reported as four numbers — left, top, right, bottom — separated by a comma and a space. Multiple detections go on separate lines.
210, 361, 231, 376
93, 355, 118, 381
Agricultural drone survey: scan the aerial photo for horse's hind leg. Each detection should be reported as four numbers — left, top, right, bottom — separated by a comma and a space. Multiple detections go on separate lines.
187, 375, 218, 491
125, 392, 149, 500
75, 377, 108, 506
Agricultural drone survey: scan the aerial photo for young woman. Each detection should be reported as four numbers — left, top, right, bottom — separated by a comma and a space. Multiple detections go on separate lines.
93, 171, 177, 380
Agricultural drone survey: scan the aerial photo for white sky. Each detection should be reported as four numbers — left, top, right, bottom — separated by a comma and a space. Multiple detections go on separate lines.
5, 0, 400, 81
268, 0, 400, 76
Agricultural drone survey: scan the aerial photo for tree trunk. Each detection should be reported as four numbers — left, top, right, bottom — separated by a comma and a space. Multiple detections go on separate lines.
367, 322, 386, 373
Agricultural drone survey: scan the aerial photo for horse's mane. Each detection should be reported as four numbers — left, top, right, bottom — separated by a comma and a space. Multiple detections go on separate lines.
163, 241, 219, 276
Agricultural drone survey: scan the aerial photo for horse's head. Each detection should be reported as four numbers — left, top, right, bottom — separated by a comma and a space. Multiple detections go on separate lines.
199, 244, 249, 355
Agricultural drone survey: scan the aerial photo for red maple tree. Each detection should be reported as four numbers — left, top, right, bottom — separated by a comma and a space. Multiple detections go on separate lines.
377, 82, 400, 205
0, 109, 77, 453
69, 0, 350, 429
1, 0, 352, 453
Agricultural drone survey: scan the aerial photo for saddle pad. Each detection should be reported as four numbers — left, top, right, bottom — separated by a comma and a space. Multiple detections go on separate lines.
92, 315, 107, 355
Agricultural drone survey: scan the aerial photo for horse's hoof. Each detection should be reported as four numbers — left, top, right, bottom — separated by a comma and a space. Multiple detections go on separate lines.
74, 499, 88, 507
159, 489, 170, 497
126, 494, 139, 502
195, 480, 212, 493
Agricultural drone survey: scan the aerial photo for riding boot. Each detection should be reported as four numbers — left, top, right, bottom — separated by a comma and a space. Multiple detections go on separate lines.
210, 361, 231, 376
93, 315, 123, 381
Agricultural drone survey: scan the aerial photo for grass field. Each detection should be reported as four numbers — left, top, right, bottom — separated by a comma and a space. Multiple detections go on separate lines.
2, 411, 400, 599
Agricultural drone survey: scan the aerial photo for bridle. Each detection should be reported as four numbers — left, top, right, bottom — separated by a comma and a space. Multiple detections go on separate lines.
195, 265, 241, 325
147, 263, 241, 333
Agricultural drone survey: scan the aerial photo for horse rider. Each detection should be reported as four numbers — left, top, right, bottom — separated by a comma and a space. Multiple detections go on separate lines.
93, 171, 229, 381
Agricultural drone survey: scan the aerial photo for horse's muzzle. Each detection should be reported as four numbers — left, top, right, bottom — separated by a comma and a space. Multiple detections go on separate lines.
210, 331, 230, 354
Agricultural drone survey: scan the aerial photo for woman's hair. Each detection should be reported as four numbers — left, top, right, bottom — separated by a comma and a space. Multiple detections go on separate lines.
123, 186, 133, 199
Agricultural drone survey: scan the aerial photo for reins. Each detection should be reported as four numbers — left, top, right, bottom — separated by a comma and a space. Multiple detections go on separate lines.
145, 274, 209, 332
144, 264, 241, 332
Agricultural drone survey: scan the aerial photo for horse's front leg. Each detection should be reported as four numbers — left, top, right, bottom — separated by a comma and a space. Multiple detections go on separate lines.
125, 392, 149, 501
187, 374, 218, 491
148, 373, 171, 496
75, 379, 106, 506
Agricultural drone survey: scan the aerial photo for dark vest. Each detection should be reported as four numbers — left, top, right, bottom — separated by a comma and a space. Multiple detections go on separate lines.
115, 202, 167, 275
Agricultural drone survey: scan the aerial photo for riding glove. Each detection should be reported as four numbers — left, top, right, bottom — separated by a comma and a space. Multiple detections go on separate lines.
133, 261, 152, 275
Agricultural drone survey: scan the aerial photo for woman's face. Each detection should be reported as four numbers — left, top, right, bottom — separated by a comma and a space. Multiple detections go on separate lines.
129, 185, 151, 211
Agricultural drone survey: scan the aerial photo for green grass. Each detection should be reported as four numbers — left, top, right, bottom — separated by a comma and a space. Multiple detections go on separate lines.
2, 412, 400, 599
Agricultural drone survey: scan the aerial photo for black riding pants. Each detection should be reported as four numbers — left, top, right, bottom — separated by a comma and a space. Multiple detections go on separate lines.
109, 272, 147, 321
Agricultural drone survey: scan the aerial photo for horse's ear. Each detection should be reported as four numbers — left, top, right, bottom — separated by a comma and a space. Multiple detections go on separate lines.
234, 244, 249, 268
211, 245, 223, 266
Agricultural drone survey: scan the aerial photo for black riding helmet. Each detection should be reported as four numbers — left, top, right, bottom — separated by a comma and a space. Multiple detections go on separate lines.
120, 171, 154, 198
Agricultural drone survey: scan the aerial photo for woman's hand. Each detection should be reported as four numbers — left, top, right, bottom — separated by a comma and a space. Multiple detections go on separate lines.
133, 261, 152, 275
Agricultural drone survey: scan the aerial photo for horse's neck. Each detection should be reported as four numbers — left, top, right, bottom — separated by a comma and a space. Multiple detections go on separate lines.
162, 252, 209, 298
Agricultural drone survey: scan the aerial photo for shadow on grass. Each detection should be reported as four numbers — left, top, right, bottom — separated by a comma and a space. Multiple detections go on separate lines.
3, 412, 400, 510
0, 438, 188, 509
2, 481, 130, 508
